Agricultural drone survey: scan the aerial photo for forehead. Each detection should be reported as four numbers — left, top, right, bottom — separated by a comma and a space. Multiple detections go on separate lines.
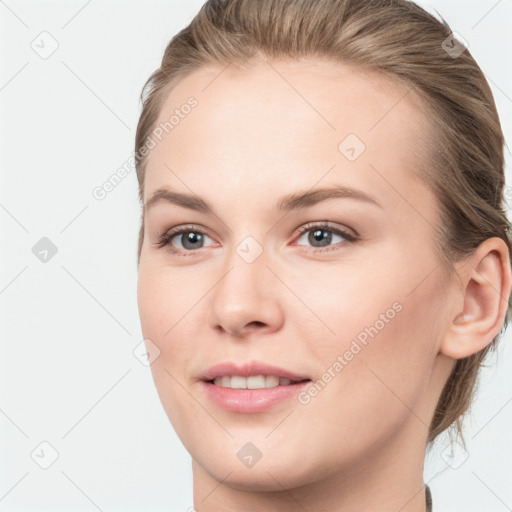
153, 57, 428, 135
144, 58, 434, 220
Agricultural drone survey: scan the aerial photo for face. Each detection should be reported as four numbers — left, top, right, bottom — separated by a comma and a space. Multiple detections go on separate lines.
137, 58, 454, 490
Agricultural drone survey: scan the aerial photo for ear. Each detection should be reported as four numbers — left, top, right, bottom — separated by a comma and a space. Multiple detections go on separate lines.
441, 237, 512, 359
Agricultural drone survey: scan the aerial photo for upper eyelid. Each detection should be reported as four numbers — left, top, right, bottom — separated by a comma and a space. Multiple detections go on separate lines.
295, 221, 356, 235
166, 222, 349, 237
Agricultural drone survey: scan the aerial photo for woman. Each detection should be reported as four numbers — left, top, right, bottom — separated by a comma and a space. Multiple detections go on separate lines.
135, 0, 512, 510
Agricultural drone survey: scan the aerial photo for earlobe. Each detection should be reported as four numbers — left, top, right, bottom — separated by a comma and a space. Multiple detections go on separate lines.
440, 237, 512, 360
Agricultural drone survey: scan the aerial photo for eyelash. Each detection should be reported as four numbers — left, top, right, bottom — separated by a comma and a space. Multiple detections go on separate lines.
155, 221, 358, 256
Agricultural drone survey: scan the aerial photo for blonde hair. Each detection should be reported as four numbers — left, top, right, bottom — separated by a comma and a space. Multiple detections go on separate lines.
134, 0, 512, 445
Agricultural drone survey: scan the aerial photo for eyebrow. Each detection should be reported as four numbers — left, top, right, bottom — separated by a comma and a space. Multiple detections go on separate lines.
145, 184, 382, 213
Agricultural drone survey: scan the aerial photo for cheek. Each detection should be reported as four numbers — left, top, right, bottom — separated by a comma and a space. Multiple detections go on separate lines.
303, 257, 441, 411
137, 264, 201, 430
286, 260, 404, 353
136, 263, 209, 394
137, 262, 201, 340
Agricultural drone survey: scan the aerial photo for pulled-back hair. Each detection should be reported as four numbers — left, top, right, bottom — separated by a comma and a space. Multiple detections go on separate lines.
134, 0, 512, 445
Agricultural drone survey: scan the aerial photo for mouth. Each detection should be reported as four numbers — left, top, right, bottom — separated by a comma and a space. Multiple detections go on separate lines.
204, 375, 312, 389
199, 361, 312, 389
198, 361, 313, 412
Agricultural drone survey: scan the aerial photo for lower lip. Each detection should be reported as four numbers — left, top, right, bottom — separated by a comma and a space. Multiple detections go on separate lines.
200, 380, 311, 413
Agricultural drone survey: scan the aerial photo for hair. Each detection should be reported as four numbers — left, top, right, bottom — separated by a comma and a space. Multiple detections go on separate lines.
134, 0, 512, 446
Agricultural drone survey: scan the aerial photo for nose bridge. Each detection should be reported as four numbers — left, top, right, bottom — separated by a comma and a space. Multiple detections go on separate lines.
219, 232, 269, 303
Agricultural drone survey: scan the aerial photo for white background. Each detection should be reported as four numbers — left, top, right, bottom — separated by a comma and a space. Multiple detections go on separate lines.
0, 1, 511, 510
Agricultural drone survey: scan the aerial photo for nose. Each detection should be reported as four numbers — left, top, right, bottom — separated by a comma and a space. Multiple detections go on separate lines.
208, 241, 284, 339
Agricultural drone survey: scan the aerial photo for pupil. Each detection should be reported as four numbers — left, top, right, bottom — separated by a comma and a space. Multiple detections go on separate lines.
309, 228, 331, 247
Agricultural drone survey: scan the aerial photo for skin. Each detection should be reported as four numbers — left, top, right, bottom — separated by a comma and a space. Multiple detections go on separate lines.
136, 57, 511, 512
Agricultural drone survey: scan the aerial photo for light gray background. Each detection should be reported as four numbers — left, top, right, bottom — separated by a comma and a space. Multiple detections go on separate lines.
0, 1, 511, 510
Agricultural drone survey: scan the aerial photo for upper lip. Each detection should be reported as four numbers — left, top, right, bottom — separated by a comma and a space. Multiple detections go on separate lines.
200, 361, 311, 382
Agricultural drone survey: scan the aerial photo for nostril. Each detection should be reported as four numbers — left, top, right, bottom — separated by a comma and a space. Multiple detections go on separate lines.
248, 321, 265, 328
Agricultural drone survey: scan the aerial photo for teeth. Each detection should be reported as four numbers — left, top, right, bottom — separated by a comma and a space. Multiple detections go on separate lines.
212, 375, 296, 389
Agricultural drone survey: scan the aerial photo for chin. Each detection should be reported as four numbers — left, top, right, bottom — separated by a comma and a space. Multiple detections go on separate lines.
195, 447, 317, 492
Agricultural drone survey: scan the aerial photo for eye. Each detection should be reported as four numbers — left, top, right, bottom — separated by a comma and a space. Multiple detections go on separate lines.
156, 224, 215, 254
293, 222, 358, 252
155, 221, 358, 256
